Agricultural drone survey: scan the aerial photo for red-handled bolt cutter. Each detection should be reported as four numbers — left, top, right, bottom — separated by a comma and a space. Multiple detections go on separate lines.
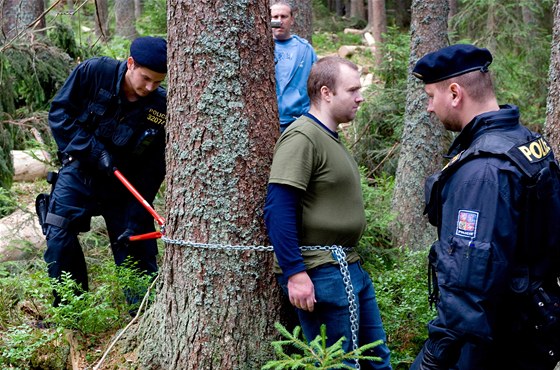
113, 168, 165, 242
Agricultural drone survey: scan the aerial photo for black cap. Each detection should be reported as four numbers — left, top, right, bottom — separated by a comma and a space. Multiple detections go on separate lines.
412, 44, 492, 84
130, 36, 167, 73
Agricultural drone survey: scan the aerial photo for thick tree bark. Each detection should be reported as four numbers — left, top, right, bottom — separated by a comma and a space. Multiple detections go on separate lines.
1, 0, 45, 41
134, 0, 283, 368
115, 0, 137, 40
392, 0, 450, 250
546, 0, 560, 154
291, 0, 313, 43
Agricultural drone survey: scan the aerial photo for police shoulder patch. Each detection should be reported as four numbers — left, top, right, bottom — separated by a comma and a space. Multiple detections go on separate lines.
516, 136, 551, 163
442, 151, 464, 171
456, 209, 479, 238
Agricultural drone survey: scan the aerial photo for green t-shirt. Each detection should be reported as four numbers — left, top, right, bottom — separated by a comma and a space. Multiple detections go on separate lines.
269, 115, 364, 272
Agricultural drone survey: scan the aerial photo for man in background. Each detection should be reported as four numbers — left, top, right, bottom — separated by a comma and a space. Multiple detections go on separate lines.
271, 0, 317, 132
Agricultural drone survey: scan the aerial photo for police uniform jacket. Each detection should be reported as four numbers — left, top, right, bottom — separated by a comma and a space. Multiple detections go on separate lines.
422, 104, 558, 367
48, 57, 166, 230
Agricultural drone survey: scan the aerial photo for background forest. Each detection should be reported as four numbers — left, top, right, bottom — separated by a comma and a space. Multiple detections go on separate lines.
0, 0, 556, 369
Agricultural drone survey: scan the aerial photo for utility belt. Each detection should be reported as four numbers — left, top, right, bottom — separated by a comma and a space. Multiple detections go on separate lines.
57, 151, 79, 168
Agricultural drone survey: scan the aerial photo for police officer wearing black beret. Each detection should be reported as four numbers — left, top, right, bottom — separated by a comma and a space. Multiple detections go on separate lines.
43, 36, 167, 311
411, 44, 560, 369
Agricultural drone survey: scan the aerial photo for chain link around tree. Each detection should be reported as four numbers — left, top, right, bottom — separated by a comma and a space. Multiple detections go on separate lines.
161, 235, 361, 369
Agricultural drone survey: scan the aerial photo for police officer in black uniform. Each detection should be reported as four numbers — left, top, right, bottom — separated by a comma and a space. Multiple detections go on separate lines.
410, 44, 560, 369
43, 36, 167, 308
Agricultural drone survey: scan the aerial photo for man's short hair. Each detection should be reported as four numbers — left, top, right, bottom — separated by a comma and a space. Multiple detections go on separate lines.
307, 56, 358, 105
270, 0, 294, 14
435, 70, 495, 103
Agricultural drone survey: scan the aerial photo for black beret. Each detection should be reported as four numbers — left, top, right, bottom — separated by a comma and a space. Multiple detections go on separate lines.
130, 36, 167, 73
412, 44, 492, 84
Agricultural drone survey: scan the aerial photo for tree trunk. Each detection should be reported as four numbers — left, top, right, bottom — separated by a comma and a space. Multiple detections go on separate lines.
335, 0, 344, 16
350, 0, 365, 20
291, 0, 313, 43
134, 0, 143, 21
546, 0, 560, 154
368, 0, 387, 66
1, 0, 45, 41
134, 0, 283, 368
94, 0, 109, 40
115, 0, 137, 40
392, 0, 450, 250
448, 0, 458, 22
394, 0, 411, 29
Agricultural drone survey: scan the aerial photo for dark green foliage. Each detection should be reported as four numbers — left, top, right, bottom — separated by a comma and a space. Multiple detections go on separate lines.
264, 322, 383, 369
450, 0, 553, 127
47, 21, 102, 60
0, 54, 16, 115
0, 123, 15, 192
358, 171, 396, 260
136, 0, 167, 36
48, 272, 122, 335
351, 27, 409, 176
368, 248, 435, 368
0, 324, 67, 369
48, 22, 82, 59
1, 41, 73, 111
0, 39, 71, 196
356, 171, 432, 368
0, 187, 17, 217
0, 253, 157, 367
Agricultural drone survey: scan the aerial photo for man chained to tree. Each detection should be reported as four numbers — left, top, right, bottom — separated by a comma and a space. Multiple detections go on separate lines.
265, 56, 392, 369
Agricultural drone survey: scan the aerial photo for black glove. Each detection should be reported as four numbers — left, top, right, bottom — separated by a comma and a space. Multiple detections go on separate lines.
419, 346, 446, 370
113, 229, 135, 250
97, 150, 114, 176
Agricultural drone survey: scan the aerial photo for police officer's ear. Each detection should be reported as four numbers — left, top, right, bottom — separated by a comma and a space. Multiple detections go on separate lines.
449, 82, 462, 107
126, 56, 135, 71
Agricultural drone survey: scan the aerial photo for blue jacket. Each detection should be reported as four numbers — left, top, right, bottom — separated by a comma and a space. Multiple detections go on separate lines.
274, 35, 317, 131
420, 105, 560, 369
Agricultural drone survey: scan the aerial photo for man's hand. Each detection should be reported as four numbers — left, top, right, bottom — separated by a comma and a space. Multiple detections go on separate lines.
97, 150, 114, 176
287, 271, 316, 312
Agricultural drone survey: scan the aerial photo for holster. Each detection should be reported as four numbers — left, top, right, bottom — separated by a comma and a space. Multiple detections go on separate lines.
35, 193, 49, 235
35, 171, 58, 235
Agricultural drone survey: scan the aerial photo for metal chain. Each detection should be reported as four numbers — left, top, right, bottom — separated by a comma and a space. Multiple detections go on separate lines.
161, 236, 361, 368
331, 246, 361, 369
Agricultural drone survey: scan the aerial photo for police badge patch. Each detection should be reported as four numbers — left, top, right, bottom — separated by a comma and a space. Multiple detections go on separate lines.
456, 210, 479, 238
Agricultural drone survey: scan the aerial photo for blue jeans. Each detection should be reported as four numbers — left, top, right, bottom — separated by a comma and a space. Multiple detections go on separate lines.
278, 262, 392, 370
